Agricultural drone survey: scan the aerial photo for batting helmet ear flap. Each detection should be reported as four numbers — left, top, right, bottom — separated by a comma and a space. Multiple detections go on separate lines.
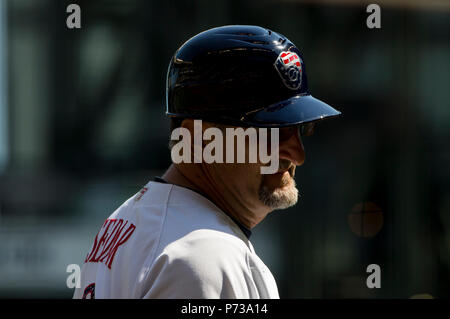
166, 25, 341, 128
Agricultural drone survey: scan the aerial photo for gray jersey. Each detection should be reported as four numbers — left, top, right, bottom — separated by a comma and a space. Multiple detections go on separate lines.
73, 181, 279, 299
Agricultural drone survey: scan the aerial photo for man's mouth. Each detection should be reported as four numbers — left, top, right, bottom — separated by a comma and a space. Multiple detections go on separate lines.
261, 159, 296, 190
276, 164, 295, 177
271, 164, 296, 188
276, 159, 294, 174
275, 169, 290, 177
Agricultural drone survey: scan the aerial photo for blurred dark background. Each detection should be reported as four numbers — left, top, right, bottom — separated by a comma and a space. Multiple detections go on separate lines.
0, 0, 449, 298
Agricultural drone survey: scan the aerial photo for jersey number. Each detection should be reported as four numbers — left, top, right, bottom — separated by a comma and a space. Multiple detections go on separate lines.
82, 283, 95, 299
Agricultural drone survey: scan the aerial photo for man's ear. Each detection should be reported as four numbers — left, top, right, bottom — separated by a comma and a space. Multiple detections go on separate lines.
200, 121, 223, 147
180, 118, 195, 132
180, 119, 197, 145
180, 119, 204, 162
181, 119, 219, 148
183, 119, 214, 147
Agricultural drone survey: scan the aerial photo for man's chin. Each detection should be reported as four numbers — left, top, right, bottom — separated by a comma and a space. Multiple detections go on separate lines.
258, 179, 299, 210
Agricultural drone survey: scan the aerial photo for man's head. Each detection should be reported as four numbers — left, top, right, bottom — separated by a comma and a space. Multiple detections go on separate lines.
164, 25, 340, 225
166, 25, 341, 128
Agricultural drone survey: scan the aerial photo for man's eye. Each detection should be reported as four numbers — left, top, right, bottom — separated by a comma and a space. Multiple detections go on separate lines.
299, 123, 315, 137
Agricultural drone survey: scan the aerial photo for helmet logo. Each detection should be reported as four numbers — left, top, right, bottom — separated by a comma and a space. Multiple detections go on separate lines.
274, 51, 302, 90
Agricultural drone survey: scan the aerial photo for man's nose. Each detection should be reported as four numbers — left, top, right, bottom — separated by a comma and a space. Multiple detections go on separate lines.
278, 131, 305, 166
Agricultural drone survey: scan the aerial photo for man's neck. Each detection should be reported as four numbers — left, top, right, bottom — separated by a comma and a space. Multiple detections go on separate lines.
161, 164, 270, 229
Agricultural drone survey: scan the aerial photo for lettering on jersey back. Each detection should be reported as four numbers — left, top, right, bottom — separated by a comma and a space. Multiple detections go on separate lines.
82, 283, 95, 299
85, 218, 136, 269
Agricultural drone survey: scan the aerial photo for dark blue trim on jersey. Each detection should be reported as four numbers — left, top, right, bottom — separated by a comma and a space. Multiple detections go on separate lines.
153, 176, 252, 239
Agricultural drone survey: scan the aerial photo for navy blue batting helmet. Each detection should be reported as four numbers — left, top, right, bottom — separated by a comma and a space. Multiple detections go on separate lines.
166, 25, 341, 127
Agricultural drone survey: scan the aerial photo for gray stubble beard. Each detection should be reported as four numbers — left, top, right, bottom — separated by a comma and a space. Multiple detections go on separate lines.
258, 175, 299, 210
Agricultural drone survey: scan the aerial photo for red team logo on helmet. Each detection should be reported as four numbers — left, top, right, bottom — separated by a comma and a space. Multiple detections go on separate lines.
274, 51, 302, 90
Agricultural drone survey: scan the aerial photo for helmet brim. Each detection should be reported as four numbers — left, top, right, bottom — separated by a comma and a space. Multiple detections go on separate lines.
241, 94, 341, 128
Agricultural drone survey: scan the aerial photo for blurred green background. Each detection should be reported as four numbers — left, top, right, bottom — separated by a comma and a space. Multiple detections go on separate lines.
0, 0, 449, 298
